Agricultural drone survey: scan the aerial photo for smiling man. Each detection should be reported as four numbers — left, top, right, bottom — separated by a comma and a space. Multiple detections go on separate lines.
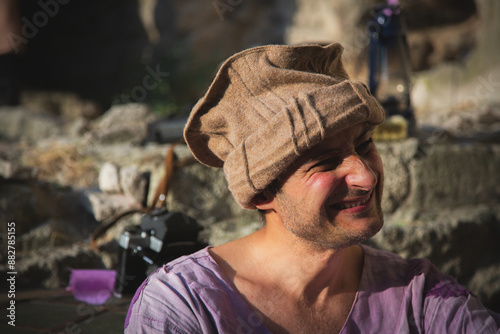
125, 43, 500, 333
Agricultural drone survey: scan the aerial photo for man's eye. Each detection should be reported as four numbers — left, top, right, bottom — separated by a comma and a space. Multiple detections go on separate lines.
309, 157, 341, 171
356, 138, 374, 155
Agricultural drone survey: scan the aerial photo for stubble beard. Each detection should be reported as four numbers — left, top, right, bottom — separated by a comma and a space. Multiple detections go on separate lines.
275, 190, 384, 250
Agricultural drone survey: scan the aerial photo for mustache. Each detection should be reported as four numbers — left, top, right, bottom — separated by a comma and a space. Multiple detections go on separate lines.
329, 173, 380, 203
328, 187, 374, 203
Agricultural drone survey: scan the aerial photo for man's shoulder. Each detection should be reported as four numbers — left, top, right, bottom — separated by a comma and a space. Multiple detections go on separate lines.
145, 246, 226, 292
359, 244, 462, 296
359, 244, 481, 319
164, 246, 215, 274
131, 246, 221, 303
360, 244, 435, 280
351, 245, 500, 333
125, 247, 236, 333
126, 246, 268, 333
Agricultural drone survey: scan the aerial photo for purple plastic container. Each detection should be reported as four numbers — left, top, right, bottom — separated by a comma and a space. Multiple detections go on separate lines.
68, 269, 117, 305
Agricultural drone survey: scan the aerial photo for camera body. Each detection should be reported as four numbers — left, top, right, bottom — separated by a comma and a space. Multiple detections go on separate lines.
114, 208, 205, 296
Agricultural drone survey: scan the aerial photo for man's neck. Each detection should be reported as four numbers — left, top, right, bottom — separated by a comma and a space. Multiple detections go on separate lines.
211, 214, 364, 307
249, 217, 364, 304
209, 215, 365, 333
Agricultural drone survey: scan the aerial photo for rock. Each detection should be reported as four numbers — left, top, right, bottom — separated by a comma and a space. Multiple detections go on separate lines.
167, 152, 260, 228
98, 162, 150, 206
468, 263, 500, 312
19, 91, 103, 120
0, 180, 101, 250
47, 188, 102, 240
16, 222, 53, 254
411, 0, 500, 118
99, 162, 122, 194
86, 103, 157, 145
2, 244, 106, 290
419, 103, 500, 143
405, 143, 500, 211
0, 182, 50, 237
0, 107, 63, 143
87, 191, 143, 222
0, 158, 38, 180
119, 165, 150, 206
146, 117, 188, 143
209, 219, 263, 247
0, 159, 17, 179
375, 138, 500, 215
406, 15, 478, 71
65, 117, 91, 138
377, 139, 417, 213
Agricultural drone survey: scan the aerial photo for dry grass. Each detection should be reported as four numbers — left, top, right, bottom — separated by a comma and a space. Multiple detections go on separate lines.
23, 143, 99, 188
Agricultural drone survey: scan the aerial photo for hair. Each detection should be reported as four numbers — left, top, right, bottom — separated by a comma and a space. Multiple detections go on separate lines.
254, 152, 308, 219
256, 173, 285, 219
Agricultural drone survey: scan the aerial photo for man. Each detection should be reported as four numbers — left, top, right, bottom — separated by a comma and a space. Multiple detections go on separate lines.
125, 43, 500, 333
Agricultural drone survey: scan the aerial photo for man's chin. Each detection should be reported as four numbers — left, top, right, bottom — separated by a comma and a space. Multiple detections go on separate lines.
308, 217, 384, 250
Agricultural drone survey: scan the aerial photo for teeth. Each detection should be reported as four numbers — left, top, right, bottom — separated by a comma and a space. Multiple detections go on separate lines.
337, 193, 371, 209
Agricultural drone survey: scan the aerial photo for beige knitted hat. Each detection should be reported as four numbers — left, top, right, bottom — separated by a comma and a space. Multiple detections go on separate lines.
184, 43, 384, 209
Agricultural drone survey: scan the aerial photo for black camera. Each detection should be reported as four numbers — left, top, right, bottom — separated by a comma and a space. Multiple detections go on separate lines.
114, 208, 205, 296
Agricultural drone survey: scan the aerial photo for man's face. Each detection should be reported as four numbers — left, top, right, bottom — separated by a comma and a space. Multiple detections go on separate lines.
273, 124, 384, 250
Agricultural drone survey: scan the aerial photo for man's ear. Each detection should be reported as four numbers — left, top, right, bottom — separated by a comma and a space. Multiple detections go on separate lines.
251, 190, 276, 211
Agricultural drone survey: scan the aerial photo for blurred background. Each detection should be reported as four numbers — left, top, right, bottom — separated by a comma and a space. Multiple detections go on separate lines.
1, 0, 499, 332
3, 0, 498, 117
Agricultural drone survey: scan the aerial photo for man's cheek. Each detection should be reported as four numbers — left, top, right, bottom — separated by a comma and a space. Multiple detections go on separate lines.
309, 174, 339, 194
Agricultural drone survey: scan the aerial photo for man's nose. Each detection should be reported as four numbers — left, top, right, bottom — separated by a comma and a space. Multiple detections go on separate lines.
342, 154, 378, 190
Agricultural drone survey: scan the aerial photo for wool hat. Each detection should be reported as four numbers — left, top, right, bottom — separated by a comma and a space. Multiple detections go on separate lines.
184, 43, 385, 209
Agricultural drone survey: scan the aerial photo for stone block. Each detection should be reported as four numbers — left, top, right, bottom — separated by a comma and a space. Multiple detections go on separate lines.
120, 165, 150, 206
99, 162, 122, 194
87, 191, 143, 222
377, 139, 418, 213
377, 139, 500, 214
406, 143, 500, 211
86, 103, 156, 145
0, 107, 62, 143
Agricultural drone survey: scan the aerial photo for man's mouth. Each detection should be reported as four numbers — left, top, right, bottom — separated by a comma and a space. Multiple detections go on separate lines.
330, 190, 374, 211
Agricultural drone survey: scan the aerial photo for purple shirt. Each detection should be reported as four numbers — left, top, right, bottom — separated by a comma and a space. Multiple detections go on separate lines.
125, 245, 500, 333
